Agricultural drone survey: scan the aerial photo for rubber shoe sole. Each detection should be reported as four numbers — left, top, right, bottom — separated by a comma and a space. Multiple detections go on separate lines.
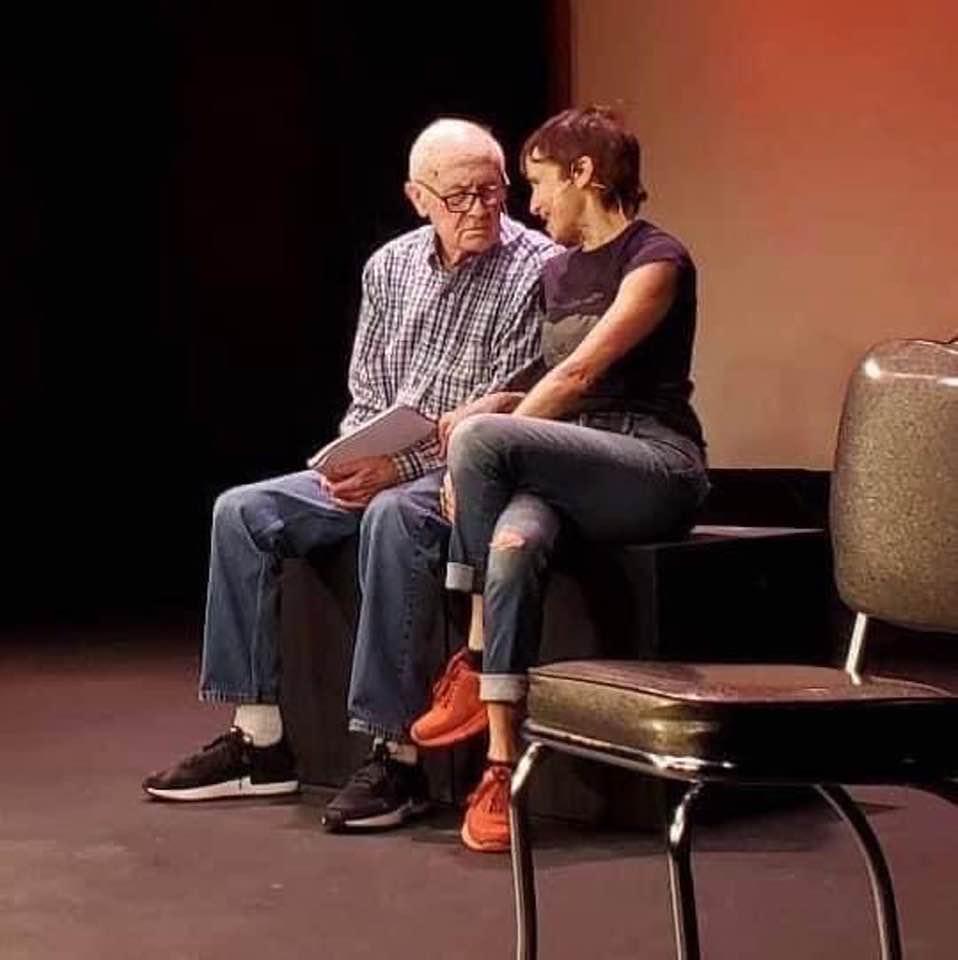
460, 817, 510, 853
322, 798, 431, 832
410, 709, 489, 748
144, 777, 299, 802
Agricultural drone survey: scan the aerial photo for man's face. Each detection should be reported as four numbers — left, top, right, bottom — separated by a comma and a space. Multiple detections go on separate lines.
525, 152, 580, 247
406, 154, 505, 267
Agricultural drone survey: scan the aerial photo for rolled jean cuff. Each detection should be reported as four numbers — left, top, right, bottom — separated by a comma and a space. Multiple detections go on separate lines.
445, 561, 475, 592
348, 717, 411, 745
479, 673, 528, 703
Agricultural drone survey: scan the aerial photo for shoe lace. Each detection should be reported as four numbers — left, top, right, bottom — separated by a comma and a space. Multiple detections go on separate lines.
179, 728, 247, 771
201, 727, 247, 753
466, 765, 511, 814
431, 651, 470, 707
350, 742, 392, 788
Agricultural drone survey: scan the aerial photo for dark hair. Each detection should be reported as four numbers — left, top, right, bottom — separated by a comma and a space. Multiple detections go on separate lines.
521, 106, 647, 216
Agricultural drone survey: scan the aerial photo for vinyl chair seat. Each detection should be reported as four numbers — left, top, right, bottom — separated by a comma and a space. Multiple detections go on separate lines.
526, 661, 958, 783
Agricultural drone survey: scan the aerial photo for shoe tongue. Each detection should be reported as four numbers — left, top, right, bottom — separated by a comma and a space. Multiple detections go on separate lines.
354, 746, 391, 785
205, 728, 245, 751
480, 768, 509, 811
480, 765, 510, 794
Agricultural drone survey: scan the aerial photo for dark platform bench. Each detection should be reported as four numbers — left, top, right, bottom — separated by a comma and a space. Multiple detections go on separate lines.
278, 522, 832, 827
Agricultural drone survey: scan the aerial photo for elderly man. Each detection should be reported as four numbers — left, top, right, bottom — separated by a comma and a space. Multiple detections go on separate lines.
143, 119, 558, 829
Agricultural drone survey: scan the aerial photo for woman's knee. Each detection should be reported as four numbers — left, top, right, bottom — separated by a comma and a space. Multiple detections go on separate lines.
485, 523, 552, 588
492, 495, 560, 552
447, 413, 511, 477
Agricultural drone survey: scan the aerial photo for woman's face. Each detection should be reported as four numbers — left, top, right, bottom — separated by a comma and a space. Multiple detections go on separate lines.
524, 152, 583, 247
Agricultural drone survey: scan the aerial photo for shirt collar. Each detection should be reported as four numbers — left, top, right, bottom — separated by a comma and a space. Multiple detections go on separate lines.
424, 215, 510, 273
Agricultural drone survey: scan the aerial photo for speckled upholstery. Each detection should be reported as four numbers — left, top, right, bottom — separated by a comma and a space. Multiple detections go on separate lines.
831, 339, 958, 632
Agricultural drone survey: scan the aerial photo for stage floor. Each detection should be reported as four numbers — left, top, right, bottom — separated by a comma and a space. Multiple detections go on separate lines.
2, 621, 956, 959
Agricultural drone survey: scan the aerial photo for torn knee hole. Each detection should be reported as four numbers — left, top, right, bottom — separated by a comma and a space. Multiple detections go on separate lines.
491, 528, 526, 550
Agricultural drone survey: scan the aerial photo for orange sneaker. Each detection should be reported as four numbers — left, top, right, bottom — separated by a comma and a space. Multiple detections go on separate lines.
410, 648, 488, 747
461, 764, 512, 853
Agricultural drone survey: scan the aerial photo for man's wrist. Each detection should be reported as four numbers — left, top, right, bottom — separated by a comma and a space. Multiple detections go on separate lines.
391, 450, 420, 484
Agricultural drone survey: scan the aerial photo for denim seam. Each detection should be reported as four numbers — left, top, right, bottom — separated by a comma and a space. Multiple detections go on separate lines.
251, 551, 272, 698
396, 512, 429, 713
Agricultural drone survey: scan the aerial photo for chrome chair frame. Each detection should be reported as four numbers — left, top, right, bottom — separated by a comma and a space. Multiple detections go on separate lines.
509, 620, 947, 960
510, 615, 956, 958
508, 340, 958, 959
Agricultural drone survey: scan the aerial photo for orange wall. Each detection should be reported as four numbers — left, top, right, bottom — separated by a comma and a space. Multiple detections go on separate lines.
572, 0, 958, 466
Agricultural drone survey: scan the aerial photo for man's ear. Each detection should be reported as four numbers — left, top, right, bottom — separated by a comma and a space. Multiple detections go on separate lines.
570, 155, 596, 189
405, 181, 429, 218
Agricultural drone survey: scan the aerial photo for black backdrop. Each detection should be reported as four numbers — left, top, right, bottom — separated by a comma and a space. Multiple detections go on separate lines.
4, 2, 567, 624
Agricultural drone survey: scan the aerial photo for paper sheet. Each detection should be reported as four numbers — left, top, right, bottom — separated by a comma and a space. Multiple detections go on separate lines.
308, 405, 437, 470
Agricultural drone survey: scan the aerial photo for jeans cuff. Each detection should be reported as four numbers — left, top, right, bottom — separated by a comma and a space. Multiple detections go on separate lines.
198, 688, 276, 705
480, 673, 527, 703
445, 561, 475, 592
348, 717, 411, 744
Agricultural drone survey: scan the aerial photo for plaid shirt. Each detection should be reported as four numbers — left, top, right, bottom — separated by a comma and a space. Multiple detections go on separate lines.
340, 216, 560, 481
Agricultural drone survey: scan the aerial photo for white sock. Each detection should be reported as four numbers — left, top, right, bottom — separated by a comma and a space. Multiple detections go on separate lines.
383, 740, 418, 765
233, 704, 283, 747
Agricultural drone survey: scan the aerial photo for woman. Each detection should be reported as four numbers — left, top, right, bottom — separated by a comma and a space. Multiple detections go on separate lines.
414, 107, 710, 852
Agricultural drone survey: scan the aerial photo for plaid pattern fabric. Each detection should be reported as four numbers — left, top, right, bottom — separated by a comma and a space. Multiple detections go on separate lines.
340, 216, 559, 481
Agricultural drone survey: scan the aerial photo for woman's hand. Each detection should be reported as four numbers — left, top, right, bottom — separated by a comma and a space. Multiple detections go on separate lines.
438, 392, 525, 457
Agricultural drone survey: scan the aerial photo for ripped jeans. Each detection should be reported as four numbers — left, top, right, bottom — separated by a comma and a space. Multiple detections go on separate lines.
444, 413, 709, 702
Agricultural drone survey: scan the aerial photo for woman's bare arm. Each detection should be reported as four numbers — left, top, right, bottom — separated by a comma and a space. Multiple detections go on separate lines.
513, 261, 678, 420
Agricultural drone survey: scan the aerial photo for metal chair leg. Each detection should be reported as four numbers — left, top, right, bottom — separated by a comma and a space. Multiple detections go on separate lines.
665, 781, 704, 960
510, 742, 545, 960
816, 784, 902, 960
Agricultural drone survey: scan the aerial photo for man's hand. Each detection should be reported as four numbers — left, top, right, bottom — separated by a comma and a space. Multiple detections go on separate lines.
318, 455, 399, 510
437, 407, 470, 458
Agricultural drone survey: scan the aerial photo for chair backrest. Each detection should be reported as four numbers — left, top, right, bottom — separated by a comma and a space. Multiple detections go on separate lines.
830, 338, 958, 633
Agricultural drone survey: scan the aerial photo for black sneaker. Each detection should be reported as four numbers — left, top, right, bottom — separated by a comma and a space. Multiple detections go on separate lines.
322, 743, 429, 831
142, 728, 299, 801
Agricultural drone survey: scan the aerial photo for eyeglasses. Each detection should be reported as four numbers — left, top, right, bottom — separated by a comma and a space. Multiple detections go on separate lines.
414, 180, 507, 213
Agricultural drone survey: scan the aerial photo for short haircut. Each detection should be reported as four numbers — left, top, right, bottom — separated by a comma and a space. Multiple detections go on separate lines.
408, 118, 506, 182
521, 106, 647, 216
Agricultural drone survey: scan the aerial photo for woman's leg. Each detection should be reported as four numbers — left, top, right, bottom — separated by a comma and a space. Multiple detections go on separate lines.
445, 412, 708, 735
445, 414, 708, 851
482, 491, 561, 749
487, 703, 520, 763
460, 493, 561, 853
446, 413, 707, 596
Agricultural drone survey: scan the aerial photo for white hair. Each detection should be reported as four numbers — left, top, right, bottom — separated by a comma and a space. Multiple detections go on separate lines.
407, 118, 506, 181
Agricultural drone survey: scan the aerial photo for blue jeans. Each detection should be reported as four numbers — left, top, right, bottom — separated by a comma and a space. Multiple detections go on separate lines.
199, 469, 449, 743
444, 413, 709, 702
